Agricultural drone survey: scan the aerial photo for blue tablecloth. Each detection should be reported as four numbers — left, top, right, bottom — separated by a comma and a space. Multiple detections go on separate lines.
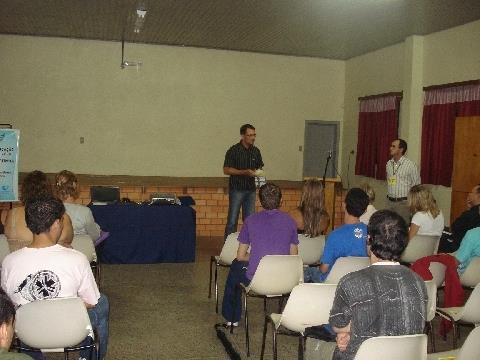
90, 204, 196, 264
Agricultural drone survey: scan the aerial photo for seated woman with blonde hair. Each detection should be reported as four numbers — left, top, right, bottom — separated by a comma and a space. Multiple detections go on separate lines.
407, 184, 444, 239
54, 170, 102, 243
4, 170, 74, 251
289, 179, 329, 237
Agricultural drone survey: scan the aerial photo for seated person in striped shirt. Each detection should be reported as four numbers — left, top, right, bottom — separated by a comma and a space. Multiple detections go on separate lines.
329, 210, 427, 360
304, 188, 369, 283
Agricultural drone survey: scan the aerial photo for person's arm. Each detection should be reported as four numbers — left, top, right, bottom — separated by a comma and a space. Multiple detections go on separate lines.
288, 208, 303, 231
85, 208, 101, 241
59, 214, 74, 247
319, 263, 330, 273
411, 163, 421, 186
236, 243, 250, 261
289, 244, 298, 255
333, 322, 351, 352
223, 167, 256, 177
409, 223, 420, 240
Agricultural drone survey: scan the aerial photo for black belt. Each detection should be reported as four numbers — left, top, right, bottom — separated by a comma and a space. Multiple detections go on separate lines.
387, 196, 407, 202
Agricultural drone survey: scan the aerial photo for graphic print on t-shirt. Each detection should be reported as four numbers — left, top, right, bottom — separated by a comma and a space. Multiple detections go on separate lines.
15, 270, 61, 302
354, 227, 363, 239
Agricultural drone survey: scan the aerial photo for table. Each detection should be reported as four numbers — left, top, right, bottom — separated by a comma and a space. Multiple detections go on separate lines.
90, 204, 196, 264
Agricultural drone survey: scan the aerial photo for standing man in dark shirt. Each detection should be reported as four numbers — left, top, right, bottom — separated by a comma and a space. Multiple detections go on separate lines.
223, 124, 263, 239
440, 184, 480, 252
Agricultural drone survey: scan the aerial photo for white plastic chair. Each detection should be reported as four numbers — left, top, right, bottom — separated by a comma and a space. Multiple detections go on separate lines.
424, 280, 437, 352
436, 283, 480, 348
232, 255, 304, 357
427, 325, 480, 360
72, 235, 100, 284
15, 297, 96, 358
459, 256, 480, 288
428, 262, 446, 288
208, 232, 239, 313
297, 234, 325, 266
400, 235, 440, 264
324, 257, 370, 284
354, 334, 428, 360
260, 283, 337, 360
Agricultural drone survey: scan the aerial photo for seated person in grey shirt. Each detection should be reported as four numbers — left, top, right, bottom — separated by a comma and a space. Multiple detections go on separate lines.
329, 210, 427, 360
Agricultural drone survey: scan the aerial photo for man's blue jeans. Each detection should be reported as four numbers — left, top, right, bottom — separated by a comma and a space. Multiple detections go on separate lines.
85, 293, 109, 360
224, 189, 256, 238
221, 260, 251, 323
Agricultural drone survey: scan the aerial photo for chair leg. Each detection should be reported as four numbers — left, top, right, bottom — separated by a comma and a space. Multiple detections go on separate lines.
208, 256, 214, 298
260, 315, 269, 360
264, 297, 267, 312
272, 321, 277, 360
64, 351, 68, 360
298, 335, 304, 360
452, 323, 457, 349
430, 321, 435, 353
245, 294, 250, 357
214, 264, 219, 313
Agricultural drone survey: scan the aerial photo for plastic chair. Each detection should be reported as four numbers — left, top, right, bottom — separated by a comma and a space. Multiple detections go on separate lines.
400, 235, 440, 264
354, 334, 428, 360
233, 255, 304, 357
260, 283, 337, 360
436, 283, 480, 348
208, 232, 239, 313
424, 280, 437, 352
324, 257, 370, 284
428, 262, 446, 288
297, 234, 325, 266
72, 235, 100, 284
15, 297, 97, 359
427, 325, 480, 360
459, 256, 480, 288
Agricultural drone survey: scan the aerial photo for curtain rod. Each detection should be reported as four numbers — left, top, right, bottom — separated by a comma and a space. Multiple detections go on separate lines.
423, 79, 480, 91
358, 91, 403, 101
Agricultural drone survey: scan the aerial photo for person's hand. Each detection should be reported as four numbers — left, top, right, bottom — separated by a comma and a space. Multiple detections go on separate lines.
245, 169, 256, 177
336, 332, 350, 352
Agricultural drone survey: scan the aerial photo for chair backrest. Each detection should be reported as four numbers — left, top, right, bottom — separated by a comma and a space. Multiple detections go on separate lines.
400, 235, 440, 263
456, 325, 480, 360
354, 334, 427, 360
248, 255, 303, 296
279, 283, 337, 333
324, 257, 370, 284
71, 235, 97, 262
0, 234, 10, 264
297, 234, 325, 265
428, 262, 446, 288
424, 280, 437, 322
218, 232, 240, 265
15, 297, 92, 350
459, 256, 480, 288
460, 282, 480, 324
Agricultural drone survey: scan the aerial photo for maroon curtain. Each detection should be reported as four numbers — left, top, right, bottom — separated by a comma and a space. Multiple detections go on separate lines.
421, 85, 480, 186
355, 96, 400, 180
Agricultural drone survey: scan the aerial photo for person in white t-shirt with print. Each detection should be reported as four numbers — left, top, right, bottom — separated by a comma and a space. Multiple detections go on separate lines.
1, 196, 109, 360
407, 185, 444, 239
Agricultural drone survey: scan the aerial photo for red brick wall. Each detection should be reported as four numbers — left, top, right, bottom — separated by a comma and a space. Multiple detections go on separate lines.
1, 184, 346, 237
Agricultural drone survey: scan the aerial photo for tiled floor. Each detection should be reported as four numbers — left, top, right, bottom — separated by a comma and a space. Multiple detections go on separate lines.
43, 236, 471, 359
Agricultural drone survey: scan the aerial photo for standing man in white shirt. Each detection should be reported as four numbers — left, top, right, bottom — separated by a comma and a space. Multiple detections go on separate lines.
386, 139, 420, 223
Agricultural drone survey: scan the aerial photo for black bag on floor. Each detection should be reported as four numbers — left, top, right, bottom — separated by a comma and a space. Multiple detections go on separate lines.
304, 324, 336, 342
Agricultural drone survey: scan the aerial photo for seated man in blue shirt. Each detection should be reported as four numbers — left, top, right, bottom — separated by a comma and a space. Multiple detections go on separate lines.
455, 226, 480, 274
304, 188, 369, 283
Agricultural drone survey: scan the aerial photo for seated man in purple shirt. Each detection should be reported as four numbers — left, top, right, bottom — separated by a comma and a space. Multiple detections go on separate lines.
221, 183, 299, 326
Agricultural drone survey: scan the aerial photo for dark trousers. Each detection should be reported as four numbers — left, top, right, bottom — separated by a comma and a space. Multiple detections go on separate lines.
221, 259, 251, 323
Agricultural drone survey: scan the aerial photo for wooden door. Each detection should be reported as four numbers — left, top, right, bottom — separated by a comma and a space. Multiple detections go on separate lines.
451, 116, 480, 223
